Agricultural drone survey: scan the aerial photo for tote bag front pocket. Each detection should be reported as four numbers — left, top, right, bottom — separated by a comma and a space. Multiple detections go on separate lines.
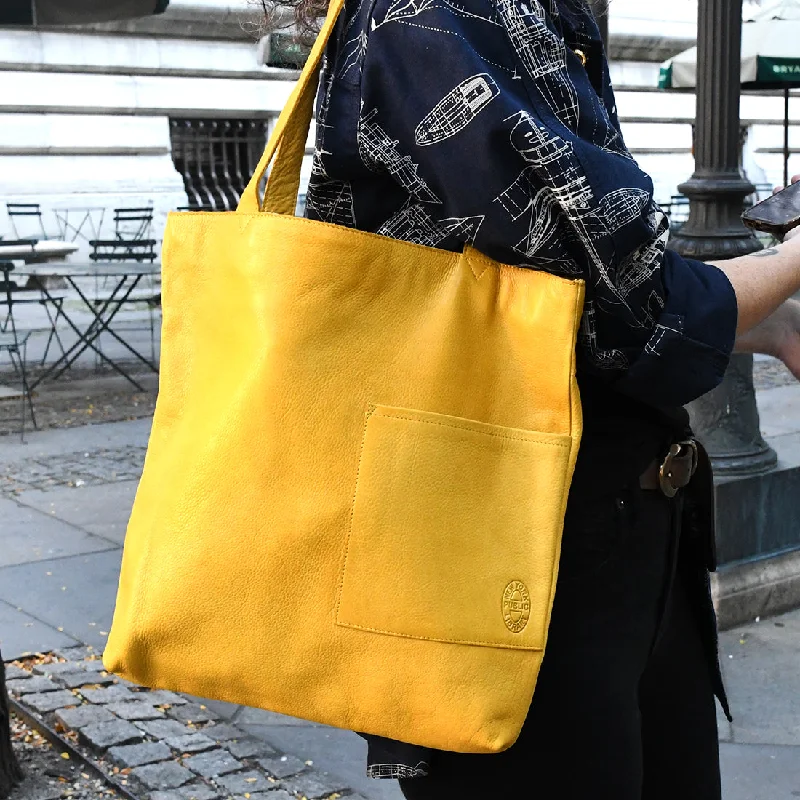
336, 404, 573, 651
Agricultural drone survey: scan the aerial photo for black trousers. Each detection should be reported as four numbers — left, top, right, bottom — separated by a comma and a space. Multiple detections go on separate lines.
398, 482, 721, 800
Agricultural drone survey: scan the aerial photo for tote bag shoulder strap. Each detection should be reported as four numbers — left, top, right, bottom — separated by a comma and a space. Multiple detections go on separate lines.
238, 0, 346, 215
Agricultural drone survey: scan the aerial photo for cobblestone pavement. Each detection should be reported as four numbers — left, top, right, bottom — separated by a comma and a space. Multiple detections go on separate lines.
1, 447, 146, 495
8, 652, 366, 800
8, 712, 122, 800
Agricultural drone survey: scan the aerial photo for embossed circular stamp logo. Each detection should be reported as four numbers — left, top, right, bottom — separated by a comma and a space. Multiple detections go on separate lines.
502, 580, 531, 634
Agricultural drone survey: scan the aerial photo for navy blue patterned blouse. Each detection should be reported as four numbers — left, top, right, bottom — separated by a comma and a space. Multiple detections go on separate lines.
306, 0, 738, 410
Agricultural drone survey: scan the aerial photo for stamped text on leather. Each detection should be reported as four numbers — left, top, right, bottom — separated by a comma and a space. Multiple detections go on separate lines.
502, 581, 531, 634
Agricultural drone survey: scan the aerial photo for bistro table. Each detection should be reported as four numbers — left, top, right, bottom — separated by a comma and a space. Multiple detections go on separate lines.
0, 240, 79, 261
12, 261, 161, 391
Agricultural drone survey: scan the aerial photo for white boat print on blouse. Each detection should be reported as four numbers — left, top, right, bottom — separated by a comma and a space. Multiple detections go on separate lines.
415, 74, 500, 146
358, 108, 442, 203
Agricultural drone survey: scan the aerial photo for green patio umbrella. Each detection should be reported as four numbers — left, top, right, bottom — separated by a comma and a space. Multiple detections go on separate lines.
0, 0, 168, 26
659, 0, 800, 187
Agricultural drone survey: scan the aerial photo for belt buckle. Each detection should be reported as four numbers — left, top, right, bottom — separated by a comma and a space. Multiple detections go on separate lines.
658, 440, 699, 498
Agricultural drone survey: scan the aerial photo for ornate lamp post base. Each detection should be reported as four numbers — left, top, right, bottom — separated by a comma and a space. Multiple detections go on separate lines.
668, 0, 777, 478
670, 173, 764, 261
686, 354, 778, 476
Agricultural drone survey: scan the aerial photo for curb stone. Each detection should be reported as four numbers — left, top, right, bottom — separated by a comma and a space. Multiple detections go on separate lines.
182, 749, 243, 779
56, 704, 117, 728
198, 724, 245, 742
282, 772, 351, 800
34, 659, 102, 676
166, 704, 217, 725
149, 787, 220, 800
5, 664, 30, 680
81, 685, 137, 704
106, 701, 168, 721
52, 645, 99, 660
24, 689, 81, 713
108, 742, 173, 768
257, 755, 307, 779
234, 793, 296, 800
164, 733, 216, 754
80, 719, 145, 749
214, 770, 278, 794
7, 676, 62, 694
136, 719, 193, 740
224, 738, 277, 759
8, 652, 363, 800
57, 670, 116, 689
132, 761, 195, 790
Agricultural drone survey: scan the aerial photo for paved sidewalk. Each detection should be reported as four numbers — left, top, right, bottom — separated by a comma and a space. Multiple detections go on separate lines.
2, 374, 800, 799
0, 419, 403, 800
719, 611, 800, 799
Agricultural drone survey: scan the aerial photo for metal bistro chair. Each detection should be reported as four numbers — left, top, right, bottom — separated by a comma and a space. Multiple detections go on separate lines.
89, 207, 161, 367
0, 242, 66, 365
6, 203, 51, 240
89, 206, 158, 264
0, 262, 37, 441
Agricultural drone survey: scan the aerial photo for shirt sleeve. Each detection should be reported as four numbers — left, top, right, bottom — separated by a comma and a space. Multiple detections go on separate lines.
327, 0, 738, 407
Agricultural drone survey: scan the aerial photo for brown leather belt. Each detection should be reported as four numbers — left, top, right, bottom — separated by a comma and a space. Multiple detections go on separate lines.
639, 440, 699, 497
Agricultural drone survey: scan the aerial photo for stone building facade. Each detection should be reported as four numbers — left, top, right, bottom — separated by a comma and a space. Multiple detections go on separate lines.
0, 0, 795, 246
0, 0, 302, 249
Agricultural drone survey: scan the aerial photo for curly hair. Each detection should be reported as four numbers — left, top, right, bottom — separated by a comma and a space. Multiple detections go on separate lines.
260, 0, 327, 38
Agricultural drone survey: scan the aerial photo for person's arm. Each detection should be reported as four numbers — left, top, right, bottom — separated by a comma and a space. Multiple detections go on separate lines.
704, 174, 800, 378
711, 235, 800, 335
721, 224, 800, 378
734, 296, 800, 377
348, 0, 739, 405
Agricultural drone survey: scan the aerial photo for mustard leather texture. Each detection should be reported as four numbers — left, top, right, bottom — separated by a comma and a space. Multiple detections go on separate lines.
103, 0, 585, 755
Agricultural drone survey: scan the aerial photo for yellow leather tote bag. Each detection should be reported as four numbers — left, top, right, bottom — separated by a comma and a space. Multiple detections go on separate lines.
104, 0, 585, 755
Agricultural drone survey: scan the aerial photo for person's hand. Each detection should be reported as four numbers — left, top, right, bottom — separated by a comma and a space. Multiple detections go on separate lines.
767, 176, 800, 242
785, 226, 800, 244
772, 174, 800, 194
735, 298, 800, 378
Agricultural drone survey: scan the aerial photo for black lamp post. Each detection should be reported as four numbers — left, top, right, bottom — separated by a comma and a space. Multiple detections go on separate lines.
668, 0, 776, 476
